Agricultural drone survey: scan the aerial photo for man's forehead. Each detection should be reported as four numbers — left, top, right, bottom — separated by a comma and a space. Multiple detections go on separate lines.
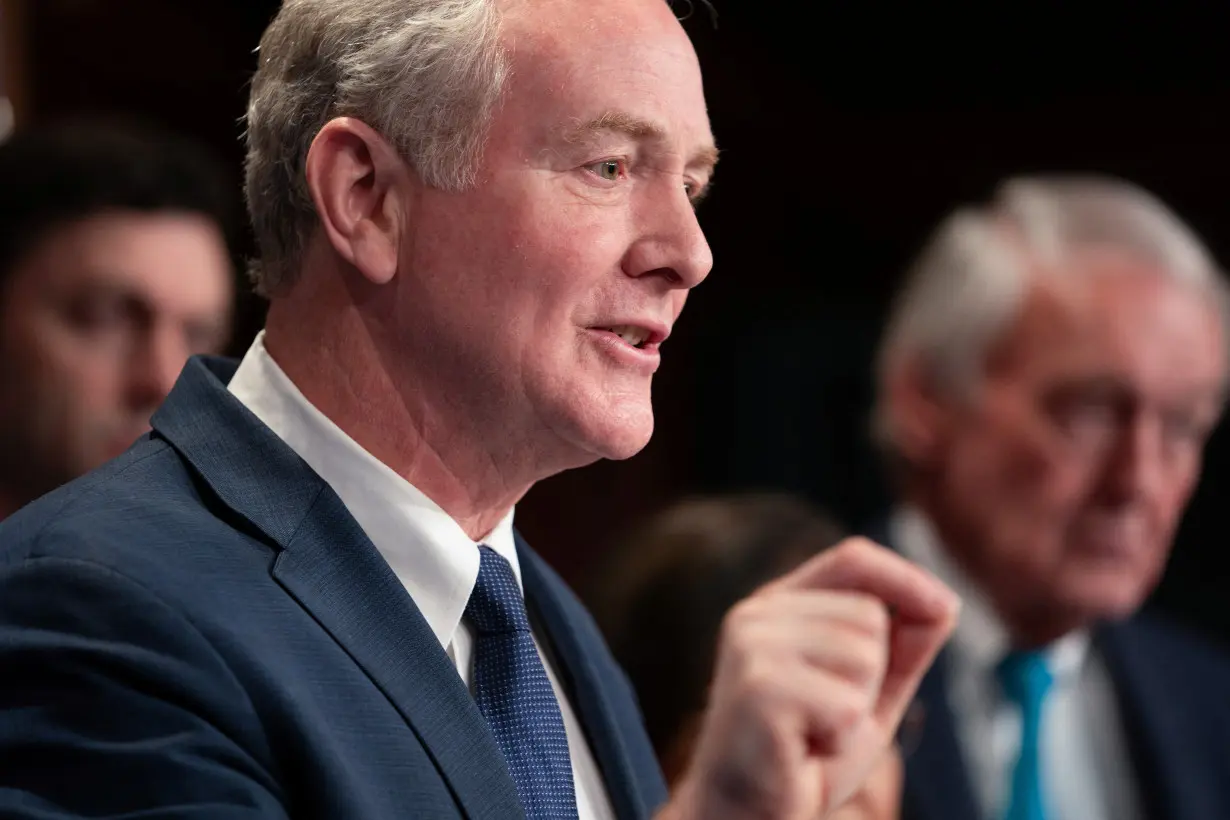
500, 0, 703, 88
15, 215, 231, 305
501, 0, 682, 37
992, 271, 1223, 377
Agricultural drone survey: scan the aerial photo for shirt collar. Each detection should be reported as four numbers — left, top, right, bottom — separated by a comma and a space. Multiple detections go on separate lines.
890, 506, 1089, 685
226, 331, 522, 651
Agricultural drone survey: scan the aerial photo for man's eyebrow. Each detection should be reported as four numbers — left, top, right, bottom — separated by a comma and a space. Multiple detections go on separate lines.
562, 110, 663, 142
691, 144, 720, 173
560, 110, 720, 172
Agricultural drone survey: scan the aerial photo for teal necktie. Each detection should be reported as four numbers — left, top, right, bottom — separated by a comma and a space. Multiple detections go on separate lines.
997, 650, 1054, 820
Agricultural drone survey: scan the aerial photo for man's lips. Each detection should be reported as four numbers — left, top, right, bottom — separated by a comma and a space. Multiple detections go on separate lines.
585, 323, 668, 373
587, 320, 670, 350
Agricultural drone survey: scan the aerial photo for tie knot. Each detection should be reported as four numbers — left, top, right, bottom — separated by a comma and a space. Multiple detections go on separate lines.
997, 649, 1054, 709
465, 546, 530, 636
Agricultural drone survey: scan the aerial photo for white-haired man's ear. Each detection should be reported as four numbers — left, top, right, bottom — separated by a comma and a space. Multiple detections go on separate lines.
304, 116, 412, 286
884, 359, 951, 468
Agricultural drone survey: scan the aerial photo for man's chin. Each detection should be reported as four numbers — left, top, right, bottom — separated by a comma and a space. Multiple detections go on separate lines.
565, 410, 654, 464
602, 404, 656, 460
599, 432, 652, 462
102, 429, 151, 462
1061, 578, 1155, 625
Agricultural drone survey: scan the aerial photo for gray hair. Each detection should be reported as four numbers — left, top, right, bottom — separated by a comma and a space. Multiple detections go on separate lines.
243, 0, 508, 296
873, 174, 1229, 454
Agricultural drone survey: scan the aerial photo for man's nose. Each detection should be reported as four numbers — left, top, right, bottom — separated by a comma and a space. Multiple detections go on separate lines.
1102, 415, 1166, 506
622, 185, 713, 289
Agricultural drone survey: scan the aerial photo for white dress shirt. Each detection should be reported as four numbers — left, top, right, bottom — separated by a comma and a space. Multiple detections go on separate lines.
891, 507, 1142, 820
228, 331, 615, 820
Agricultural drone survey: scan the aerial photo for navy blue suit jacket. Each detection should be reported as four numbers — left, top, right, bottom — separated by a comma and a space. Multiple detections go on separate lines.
0, 357, 667, 819
866, 520, 1230, 820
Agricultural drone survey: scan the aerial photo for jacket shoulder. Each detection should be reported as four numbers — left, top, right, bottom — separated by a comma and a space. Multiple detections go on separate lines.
0, 434, 273, 591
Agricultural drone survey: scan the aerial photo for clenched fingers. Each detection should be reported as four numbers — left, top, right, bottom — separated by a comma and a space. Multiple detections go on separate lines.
722, 590, 891, 693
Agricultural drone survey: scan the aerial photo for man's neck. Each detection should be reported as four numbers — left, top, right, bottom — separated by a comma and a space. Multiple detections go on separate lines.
263, 300, 535, 541
904, 488, 1089, 649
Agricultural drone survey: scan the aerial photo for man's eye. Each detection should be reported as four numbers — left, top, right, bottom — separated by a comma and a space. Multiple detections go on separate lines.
588, 160, 622, 181
65, 298, 126, 332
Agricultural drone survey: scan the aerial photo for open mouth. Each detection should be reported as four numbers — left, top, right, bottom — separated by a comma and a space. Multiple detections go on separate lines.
592, 323, 667, 351
602, 324, 652, 349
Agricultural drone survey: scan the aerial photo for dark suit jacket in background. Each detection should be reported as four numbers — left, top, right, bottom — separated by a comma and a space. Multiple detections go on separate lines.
0, 357, 666, 819
866, 520, 1230, 820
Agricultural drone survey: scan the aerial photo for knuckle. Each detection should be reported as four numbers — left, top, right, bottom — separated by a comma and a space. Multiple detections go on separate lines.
835, 535, 878, 557
813, 686, 866, 755
845, 642, 886, 689
835, 686, 870, 734
720, 598, 766, 646
839, 646, 884, 692
725, 595, 764, 626
742, 659, 781, 698
718, 600, 749, 640
830, 538, 862, 562
859, 597, 891, 636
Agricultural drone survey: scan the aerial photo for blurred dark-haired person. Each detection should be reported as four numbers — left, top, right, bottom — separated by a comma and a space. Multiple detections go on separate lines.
874, 175, 1230, 820
0, 121, 234, 519
589, 493, 903, 820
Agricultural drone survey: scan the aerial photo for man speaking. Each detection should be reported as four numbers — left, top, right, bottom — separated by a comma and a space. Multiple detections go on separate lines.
0, 0, 957, 817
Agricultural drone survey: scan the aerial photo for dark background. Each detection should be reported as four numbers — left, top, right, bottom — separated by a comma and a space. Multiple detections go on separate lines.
10, 0, 1230, 639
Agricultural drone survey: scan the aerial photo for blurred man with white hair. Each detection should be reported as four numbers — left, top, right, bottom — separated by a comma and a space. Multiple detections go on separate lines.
875, 175, 1230, 820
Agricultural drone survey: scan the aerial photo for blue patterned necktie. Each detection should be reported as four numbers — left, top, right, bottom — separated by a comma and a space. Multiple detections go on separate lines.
465, 545, 579, 819
997, 649, 1054, 820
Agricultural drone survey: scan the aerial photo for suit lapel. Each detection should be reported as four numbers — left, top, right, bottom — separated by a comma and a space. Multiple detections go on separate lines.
272, 493, 523, 820
152, 357, 523, 820
518, 534, 657, 820
1098, 622, 1199, 820
902, 653, 983, 820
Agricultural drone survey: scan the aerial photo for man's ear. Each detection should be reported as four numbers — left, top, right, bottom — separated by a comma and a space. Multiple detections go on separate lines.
304, 117, 411, 285
884, 357, 952, 467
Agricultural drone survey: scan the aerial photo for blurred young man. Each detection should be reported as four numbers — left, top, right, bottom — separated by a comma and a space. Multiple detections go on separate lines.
0, 122, 234, 519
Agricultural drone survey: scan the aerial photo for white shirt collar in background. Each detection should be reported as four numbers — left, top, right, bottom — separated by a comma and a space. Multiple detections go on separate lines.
891, 505, 1089, 682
